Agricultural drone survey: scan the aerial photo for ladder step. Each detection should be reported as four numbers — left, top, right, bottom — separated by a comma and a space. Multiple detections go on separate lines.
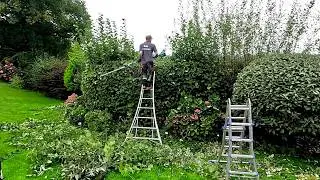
136, 117, 154, 119
131, 126, 157, 130
138, 107, 153, 110
230, 175, 258, 179
231, 117, 246, 120
224, 145, 241, 149
131, 137, 160, 141
142, 88, 154, 91
231, 122, 252, 126
141, 98, 153, 100
224, 126, 245, 131
222, 154, 254, 159
225, 136, 242, 140
232, 154, 254, 159
228, 138, 253, 142
210, 160, 250, 164
229, 171, 259, 176
230, 105, 249, 110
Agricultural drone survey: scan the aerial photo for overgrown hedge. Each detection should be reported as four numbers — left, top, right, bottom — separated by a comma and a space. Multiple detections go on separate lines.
80, 57, 240, 123
233, 54, 320, 155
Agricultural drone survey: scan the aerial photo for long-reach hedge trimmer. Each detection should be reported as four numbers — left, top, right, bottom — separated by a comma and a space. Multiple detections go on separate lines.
100, 61, 136, 77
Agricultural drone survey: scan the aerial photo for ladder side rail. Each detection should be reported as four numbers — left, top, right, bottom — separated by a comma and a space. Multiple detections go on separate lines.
152, 72, 162, 144
248, 99, 259, 179
135, 87, 145, 136
226, 98, 233, 180
127, 86, 144, 140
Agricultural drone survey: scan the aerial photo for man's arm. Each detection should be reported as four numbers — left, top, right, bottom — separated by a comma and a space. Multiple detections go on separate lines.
153, 44, 158, 58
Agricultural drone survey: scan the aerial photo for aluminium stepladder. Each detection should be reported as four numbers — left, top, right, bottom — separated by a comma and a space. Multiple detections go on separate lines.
125, 72, 162, 144
209, 98, 259, 179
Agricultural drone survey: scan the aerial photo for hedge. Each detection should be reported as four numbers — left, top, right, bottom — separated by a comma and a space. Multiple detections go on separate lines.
80, 57, 241, 123
233, 54, 320, 155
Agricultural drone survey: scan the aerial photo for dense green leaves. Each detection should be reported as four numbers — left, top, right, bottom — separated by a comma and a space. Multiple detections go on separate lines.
0, 0, 91, 59
11, 119, 107, 179
64, 43, 86, 93
233, 54, 320, 155
24, 55, 68, 99
168, 92, 221, 140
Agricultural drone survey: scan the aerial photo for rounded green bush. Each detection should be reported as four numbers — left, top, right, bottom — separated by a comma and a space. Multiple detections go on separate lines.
233, 54, 320, 138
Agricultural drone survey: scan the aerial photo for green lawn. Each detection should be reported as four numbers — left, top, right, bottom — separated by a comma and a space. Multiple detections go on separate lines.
0, 82, 61, 123
0, 82, 62, 180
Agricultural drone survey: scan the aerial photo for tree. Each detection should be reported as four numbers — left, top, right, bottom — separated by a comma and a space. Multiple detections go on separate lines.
0, 0, 91, 59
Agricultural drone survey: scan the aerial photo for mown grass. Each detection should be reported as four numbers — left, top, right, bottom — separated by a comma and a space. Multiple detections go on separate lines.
0, 82, 62, 180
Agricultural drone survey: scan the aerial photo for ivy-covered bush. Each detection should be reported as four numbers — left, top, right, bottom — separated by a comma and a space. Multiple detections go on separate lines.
233, 54, 320, 155
25, 55, 68, 99
64, 103, 88, 125
64, 43, 87, 93
85, 110, 112, 133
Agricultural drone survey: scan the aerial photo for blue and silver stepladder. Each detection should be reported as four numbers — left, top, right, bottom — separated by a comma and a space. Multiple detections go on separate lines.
209, 98, 259, 179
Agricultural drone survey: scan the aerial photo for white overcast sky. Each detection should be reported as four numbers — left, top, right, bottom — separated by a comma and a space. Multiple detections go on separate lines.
84, 0, 179, 52
84, 0, 319, 52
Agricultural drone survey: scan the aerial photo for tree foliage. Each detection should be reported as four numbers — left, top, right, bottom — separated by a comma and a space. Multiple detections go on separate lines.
0, 0, 91, 59
171, 0, 320, 60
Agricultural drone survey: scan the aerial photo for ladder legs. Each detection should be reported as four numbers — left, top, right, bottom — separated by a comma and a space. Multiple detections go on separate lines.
125, 72, 162, 144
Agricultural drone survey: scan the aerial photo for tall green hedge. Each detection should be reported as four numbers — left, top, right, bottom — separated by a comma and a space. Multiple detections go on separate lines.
233, 54, 320, 154
80, 57, 242, 123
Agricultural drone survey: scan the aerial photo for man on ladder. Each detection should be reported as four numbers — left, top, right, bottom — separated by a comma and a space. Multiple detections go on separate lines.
138, 35, 158, 90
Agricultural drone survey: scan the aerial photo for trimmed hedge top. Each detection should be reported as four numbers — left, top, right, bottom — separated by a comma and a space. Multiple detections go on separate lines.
233, 54, 320, 137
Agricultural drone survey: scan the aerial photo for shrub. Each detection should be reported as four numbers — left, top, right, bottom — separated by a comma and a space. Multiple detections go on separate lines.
0, 58, 17, 81
81, 61, 140, 121
64, 103, 88, 126
10, 119, 222, 179
64, 43, 86, 93
85, 110, 112, 133
233, 54, 320, 154
11, 119, 107, 179
9, 75, 24, 88
168, 92, 221, 140
11, 52, 38, 70
109, 139, 222, 179
25, 55, 68, 99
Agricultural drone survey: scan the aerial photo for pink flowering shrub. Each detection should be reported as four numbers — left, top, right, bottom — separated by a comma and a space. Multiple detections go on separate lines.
168, 92, 220, 140
0, 60, 17, 81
